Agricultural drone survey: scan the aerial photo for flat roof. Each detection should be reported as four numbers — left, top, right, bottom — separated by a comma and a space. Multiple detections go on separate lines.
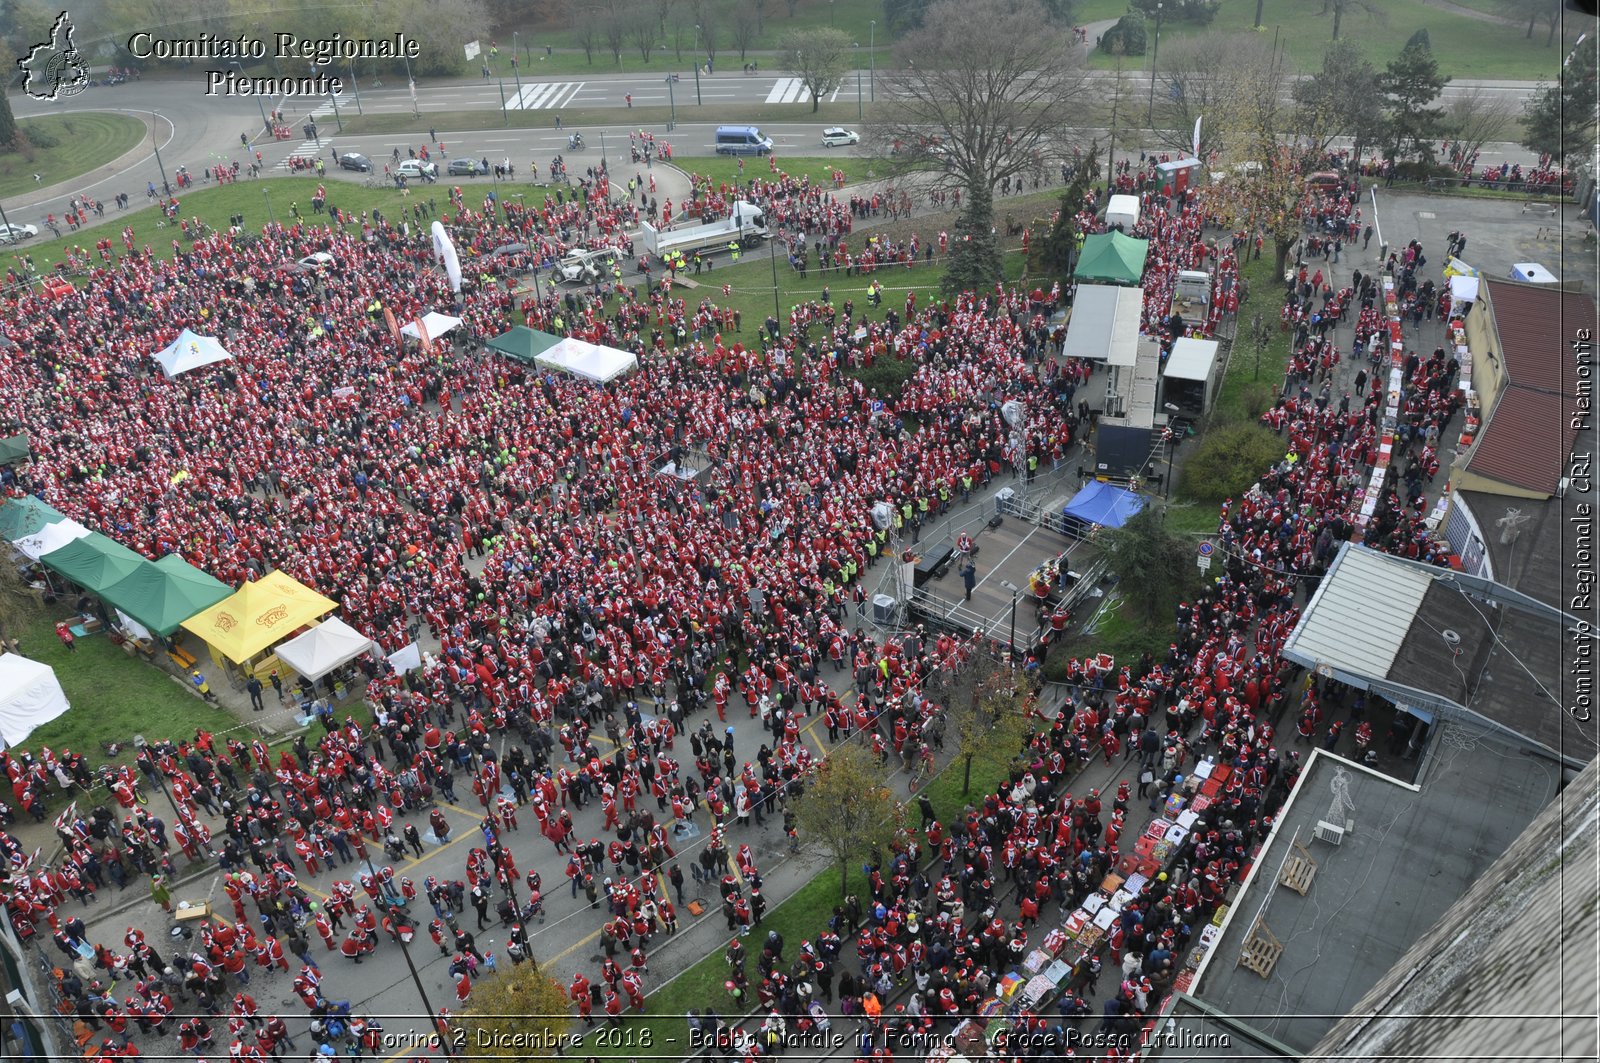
1163, 337, 1220, 383
1062, 284, 1142, 365
1188, 736, 1558, 1053
1146, 995, 1297, 1061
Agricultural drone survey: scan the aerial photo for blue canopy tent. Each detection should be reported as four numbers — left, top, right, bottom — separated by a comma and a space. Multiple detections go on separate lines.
1062, 480, 1146, 534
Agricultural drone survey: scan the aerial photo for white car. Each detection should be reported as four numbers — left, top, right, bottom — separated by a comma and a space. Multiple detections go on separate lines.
821, 127, 860, 148
295, 252, 336, 272
0, 223, 39, 244
396, 159, 437, 180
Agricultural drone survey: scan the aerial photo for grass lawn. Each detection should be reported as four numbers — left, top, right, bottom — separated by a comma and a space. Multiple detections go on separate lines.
1082, 0, 1568, 80
16, 610, 237, 761
521, 0, 894, 60
1054, 588, 1179, 672
667, 246, 1030, 340
0, 177, 574, 275
0, 113, 147, 200
1210, 250, 1294, 424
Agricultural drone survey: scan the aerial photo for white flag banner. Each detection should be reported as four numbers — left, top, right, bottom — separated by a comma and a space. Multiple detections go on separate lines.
1192, 116, 1202, 158
409, 77, 418, 106
465, 40, 481, 60
431, 220, 463, 293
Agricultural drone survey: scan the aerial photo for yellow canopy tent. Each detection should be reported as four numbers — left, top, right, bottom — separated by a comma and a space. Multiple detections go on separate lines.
180, 571, 336, 666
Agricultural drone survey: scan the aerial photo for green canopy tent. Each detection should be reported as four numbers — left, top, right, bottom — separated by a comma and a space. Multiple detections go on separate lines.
0, 434, 30, 465
0, 496, 65, 542
1074, 231, 1149, 286
485, 326, 564, 365
39, 533, 148, 593
98, 555, 235, 637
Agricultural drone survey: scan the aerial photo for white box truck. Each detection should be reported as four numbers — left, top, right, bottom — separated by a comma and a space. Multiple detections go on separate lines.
639, 201, 768, 260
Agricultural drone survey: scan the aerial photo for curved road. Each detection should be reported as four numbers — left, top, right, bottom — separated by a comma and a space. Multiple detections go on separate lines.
3, 64, 1548, 230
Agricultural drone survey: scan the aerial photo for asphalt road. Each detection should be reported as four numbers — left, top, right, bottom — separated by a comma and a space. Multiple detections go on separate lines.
3, 63, 1546, 223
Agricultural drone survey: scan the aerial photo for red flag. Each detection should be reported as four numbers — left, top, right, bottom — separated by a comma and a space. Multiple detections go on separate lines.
384, 307, 400, 346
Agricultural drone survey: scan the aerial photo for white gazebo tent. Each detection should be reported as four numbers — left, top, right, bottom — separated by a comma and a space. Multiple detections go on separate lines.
11, 518, 91, 561
400, 312, 464, 340
0, 654, 70, 748
272, 616, 376, 682
534, 337, 640, 384
153, 329, 234, 378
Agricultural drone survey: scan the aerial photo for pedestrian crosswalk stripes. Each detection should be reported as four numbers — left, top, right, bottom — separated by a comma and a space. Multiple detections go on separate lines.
764, 77, 809, 104
278, 140, 328, 171
503, 81, 585, 111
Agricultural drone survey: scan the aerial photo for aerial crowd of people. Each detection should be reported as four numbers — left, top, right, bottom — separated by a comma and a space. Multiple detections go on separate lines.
0, 139, 1465, 1060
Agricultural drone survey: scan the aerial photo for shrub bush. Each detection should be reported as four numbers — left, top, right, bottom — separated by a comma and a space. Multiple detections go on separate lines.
1100, 15, 1148, 56
1239, 381, 1279, 420
1179, 422, 1285, 502
849, 356, 918, 403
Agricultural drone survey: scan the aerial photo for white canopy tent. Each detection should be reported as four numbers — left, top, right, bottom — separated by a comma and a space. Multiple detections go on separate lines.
534, 337, 640, 384
400, 312, 464, 340
12, 518, 91, 561
0, 654, 70, 748
1061, 285, 1142, 366
153, 330, 233, 378
1449, 274, 1481, 304
273, 616, 376, 682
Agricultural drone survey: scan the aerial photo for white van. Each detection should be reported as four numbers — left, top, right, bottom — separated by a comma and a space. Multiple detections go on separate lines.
715, 125, 774, 156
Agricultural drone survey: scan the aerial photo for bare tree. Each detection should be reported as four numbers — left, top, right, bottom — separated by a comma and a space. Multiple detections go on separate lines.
654, 0, 675, 35
628, 11, 662, 61
700, 12, 720, 61
1151, 32, 1283, 161
731, 2, 760, 60
602, 0, 627, 65
1445, 86, 1517, 161
778, 27, 851, 112
571, 0, 602, 63
1321, 0, 1386, 39
873, 0, 1088, 292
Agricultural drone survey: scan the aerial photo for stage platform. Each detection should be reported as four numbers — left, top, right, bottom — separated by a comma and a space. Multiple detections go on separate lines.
909, 513, 1102, 646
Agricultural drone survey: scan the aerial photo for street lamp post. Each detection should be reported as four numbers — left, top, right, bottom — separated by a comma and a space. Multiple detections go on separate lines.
404, 54, 419, 116
512, 29, 525, 107
150, 112, 172, 195
855, 43, 863, 122
389, 916, 455, 1058
666, 75, 677, 129
497, 76, 508, 125
324, 64, 344, 132
1000, 580, 1020, 665
263, 187, 277, 227
348, 56, 363, 113
769, 231, 781, 322
694, 25, 703, 105
869, 20, 876, 100
1146, 3, 1162, 126
232, 64, 272, 136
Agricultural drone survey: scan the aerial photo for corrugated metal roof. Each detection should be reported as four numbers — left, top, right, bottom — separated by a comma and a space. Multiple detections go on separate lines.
1284, 545, 1433, 678
1463, 386, 1578, 495
1483, 278, 1597, 395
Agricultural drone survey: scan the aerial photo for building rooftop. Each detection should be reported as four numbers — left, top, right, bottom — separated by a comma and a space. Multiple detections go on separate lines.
1282, 543, 1597, 766
1145, 994, 1297, 1061
1187, 735, 1558, 1054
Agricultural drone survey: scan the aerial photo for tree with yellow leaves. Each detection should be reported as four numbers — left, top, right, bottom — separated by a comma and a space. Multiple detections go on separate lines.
455, 959, 575, 1060
793, 740, 909, 896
